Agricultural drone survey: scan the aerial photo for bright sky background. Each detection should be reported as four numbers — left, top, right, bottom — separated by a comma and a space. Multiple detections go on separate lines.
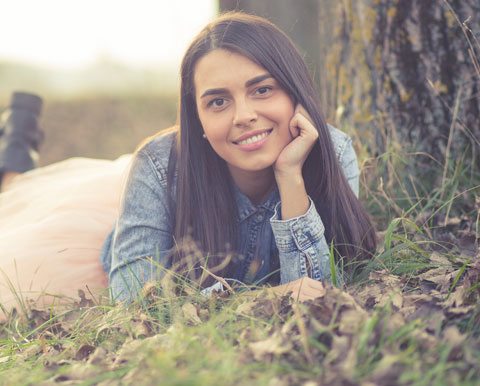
0, 0, 217, 70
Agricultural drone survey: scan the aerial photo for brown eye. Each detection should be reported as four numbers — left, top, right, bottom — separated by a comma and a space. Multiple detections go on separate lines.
207, 98, 226, 108
255, 86, 272, 95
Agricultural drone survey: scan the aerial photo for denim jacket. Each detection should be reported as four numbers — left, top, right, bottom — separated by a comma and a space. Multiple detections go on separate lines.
100, 125, 359, 302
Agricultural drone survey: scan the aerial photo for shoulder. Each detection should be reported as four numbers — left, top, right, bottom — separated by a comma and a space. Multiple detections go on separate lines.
137, 126, 177, 173
327, 124, 353, 162
132, 126, 177, 186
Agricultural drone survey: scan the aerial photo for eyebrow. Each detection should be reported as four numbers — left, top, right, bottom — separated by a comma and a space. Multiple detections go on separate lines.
200, 73, 273, 98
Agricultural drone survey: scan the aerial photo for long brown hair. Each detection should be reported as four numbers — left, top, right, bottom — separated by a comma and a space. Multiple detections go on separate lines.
167, 12, 376, 287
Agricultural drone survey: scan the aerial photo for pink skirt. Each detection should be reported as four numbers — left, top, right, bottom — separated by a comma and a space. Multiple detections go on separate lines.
0, 155, 133, 318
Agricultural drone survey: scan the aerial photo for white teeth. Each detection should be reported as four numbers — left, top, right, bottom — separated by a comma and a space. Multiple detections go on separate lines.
237, 130, 270, 145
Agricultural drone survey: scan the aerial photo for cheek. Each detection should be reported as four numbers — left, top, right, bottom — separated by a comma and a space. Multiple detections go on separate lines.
200, 115, 231, 141
266, 97, 295, 125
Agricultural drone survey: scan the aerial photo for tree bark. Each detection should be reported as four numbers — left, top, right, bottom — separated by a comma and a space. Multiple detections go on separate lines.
328, 0, 480, 171
219, 1, 480, 175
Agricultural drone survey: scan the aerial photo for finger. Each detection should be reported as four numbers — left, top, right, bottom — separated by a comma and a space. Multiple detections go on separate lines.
290, 113, 319, 140
288, 114, 301, 139
295, 104, 315, 125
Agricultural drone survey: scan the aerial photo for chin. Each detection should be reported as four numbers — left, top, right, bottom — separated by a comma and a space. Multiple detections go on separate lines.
242, 162, 275, 172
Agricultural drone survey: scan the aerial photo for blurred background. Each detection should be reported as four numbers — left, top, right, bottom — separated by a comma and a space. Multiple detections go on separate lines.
1, 1, 479, 221
0, 0, 216, 163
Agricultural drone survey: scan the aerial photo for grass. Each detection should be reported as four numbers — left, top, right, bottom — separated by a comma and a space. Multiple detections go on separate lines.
0, 97, 478, 384
1, 51, 480, 384
0, 193, 478, 385
0, 119, 479, 385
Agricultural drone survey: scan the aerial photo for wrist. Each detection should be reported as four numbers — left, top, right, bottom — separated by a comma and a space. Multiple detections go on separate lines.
274, 175, 309, 220
274, 168, 303, 185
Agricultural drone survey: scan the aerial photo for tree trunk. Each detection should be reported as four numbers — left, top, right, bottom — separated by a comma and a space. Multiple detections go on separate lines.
219, 1, 480, 177
327, 0, 480, 173
218, 0, 335, 111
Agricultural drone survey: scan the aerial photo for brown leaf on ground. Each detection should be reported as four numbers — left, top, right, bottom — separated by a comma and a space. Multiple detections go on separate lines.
461, 258, 480, 304
49, 363, 102, 383
130, 313, 155, 338
370, 353, 406, 385
27, 308, 53, 330
353, 284, 383, 310
443, 325, 467, 361
111, 338, 145, 369
418, 267, 460, 292
76, 289, 95, 308
353, 270, 407, 311
86, 347, 110, 366
384, 312, 406, 336
368, 270, 402, 287
324, 335, 357, 382
74, 344, 96, 361
377, 289, 404, 309
402, 292, 436, 305
429, 251, 453, 266
443, 325, 466, 347
457, 230, 478, 257
236, 294, 292, 320
410, 329, 438, 351
18, 343, 43, 362
443, 285, 467, 308
181, 302, 202, 326
248, 331, 293, 361
407, 302, 445, 333
111, 333, 170, 369
267, 376, 290, 386
338, 309, 368, 335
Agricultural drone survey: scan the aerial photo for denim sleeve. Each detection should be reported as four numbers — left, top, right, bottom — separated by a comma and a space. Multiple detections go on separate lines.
269, 135, 360, 285
340, 137, 360, 198
109, 149, 174, 303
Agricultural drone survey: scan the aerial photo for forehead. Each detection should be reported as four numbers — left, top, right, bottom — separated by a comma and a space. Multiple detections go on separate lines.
194, 49, 268, 95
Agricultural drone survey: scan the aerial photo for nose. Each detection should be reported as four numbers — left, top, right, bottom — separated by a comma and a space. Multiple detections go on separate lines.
232, 99, 257, 127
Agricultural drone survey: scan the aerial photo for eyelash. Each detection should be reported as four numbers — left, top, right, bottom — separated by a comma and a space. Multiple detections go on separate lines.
206, 86, 273, 109
207, 98, 226, 108
256, 86, 272, 95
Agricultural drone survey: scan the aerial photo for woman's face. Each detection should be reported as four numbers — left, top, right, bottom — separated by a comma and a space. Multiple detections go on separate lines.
194, 49, 295, 177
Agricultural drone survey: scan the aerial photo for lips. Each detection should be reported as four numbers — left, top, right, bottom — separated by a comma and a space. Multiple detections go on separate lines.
232, 128, 273, 144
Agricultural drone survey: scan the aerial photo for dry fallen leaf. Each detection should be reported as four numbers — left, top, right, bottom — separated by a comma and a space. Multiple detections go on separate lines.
376, 290, 403, 309
324, 335, 351, 366
77, 289, 95, 308
87, 347, 110, 366
48, 363, 102, 383
429, 251, 453, 266
235, 300, 258, 316
181, 302, 202, 326
385, 312, 405, 336
338, 309, 367, 335
370, 353, 405, 385
268, 376, 290, 386
130, 313, 154, 338
112, 339, 145, 369
74, 344, 96, 361
248, 331, 293, 361
443, 325, 465, 347
369, 270, 401, 287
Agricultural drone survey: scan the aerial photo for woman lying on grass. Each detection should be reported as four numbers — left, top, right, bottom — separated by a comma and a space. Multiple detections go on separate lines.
0, 12, 376, 316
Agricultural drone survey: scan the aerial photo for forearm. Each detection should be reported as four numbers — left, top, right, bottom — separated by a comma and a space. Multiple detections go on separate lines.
275, 172, 309, 220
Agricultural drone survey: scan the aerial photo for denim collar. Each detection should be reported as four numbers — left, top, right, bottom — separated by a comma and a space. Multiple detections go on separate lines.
233, 182, 280, 222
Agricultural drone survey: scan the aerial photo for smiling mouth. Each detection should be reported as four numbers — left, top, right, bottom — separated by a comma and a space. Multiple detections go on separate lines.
233, 129, 273, 145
